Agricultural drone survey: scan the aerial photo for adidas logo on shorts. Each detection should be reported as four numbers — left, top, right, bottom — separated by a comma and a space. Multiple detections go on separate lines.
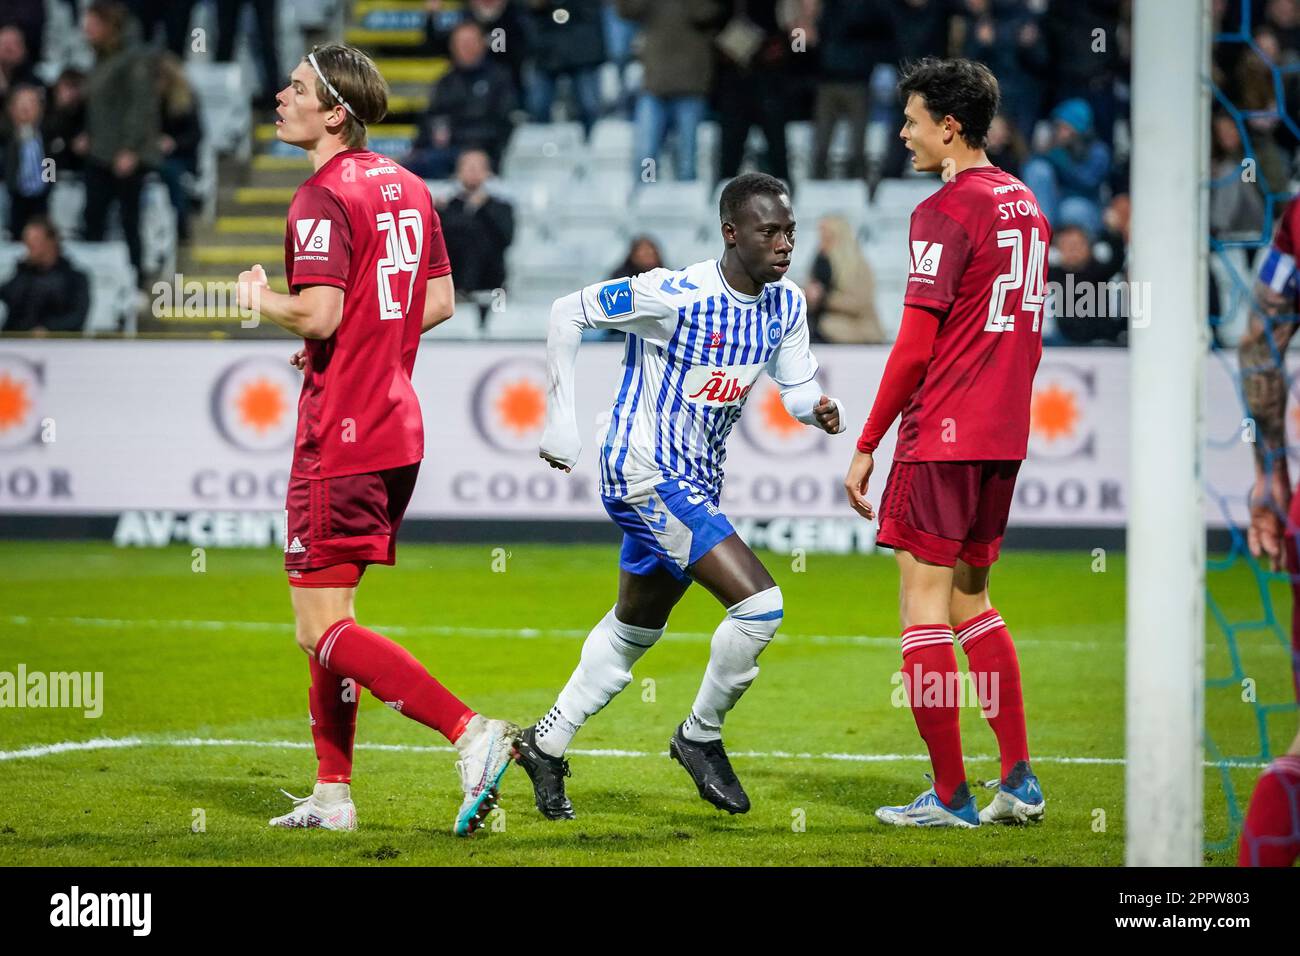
287, 536, 306, 554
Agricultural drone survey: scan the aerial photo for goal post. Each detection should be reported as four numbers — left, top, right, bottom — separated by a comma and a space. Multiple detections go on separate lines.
1125, 0, 1210, 866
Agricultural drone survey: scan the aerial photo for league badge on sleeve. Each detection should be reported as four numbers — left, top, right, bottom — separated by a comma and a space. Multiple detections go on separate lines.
598, 279, 634, 318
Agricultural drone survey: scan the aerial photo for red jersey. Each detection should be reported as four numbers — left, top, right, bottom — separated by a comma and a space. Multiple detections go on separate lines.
894, 165, 1049, 462
284, 148, 451, 479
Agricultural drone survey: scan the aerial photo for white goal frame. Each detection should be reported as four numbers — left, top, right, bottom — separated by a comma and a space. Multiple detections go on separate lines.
1125, 0, 1210, 866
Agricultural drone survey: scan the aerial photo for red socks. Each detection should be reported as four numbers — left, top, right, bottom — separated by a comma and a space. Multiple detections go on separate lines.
316, 618, 475, 743
900, 624, 966, 806
1238, 755, 1300, 867
957, 608, 1029, 781
308, 654, 357, 783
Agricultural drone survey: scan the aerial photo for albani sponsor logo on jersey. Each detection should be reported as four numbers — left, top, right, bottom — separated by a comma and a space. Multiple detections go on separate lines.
681, 363, 765, 407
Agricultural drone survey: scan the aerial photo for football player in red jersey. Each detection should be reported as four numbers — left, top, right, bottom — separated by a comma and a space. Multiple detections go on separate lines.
234, 44, 516, 836
1232, 198, 1300, 866
843, 58, 1048, 828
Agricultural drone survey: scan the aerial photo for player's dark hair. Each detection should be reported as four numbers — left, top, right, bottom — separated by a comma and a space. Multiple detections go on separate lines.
719, 173, 790, 224
898, 57, 1000, 149
306, 43, 389, 149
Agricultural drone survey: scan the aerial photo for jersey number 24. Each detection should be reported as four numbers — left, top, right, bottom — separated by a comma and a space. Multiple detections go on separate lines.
986, 227, 1047, 333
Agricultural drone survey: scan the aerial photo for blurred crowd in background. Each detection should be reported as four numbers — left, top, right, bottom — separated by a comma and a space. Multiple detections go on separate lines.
0, 0, 1163, 346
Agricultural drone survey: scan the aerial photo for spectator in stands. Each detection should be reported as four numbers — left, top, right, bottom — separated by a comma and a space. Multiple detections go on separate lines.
1043, 0, 1122, 149
407, 21, 516, 179
0, 217, 91, 335
522, 0, 606, 135
609, 233, 664, 279
811, 0, 893, 181
1021, 97, 1110, 237
82, 0, 160, 284
1047, 223, 1126, 346
1231, 24, 1294, 191
715, 1, 793, 184
3, 84, 51, 237
986, 113, 1029, 179
804, 215, 885, 344
423, 0, 530, 99
437, 149, 514, 331
958, 0, 1047, 143
619, 0, 724, 183
877, 0, 958, 180
0, 2, 44, 68
0, 26, 38, 102
1210, 110, 1267, 240
602, 0, 639, 118
42, 69, 88, 176
157, 53, 201, 243
215, 0, 280, 110
126, 0, 195, 57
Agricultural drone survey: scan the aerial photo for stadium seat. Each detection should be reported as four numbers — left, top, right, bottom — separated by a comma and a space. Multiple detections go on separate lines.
187, 62, 252, 162
507, 240, 597, 306
588, 118, 635, 178
790, 179, 869, 244
65, 241, 138, 335
501, 122, 587, 181
629, 180, 712, 234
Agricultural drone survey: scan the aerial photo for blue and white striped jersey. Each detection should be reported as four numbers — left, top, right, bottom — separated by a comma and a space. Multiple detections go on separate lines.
574, 258, 820, 500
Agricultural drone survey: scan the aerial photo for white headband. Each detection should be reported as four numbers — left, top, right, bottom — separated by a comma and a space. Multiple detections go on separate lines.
307, 51, 358, 120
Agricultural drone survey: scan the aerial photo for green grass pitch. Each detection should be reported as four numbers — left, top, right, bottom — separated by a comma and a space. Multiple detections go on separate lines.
0, 540, 1292, 866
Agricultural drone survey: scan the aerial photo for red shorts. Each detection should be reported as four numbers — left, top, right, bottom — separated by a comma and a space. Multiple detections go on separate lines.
284, 462, 420, 585
876, 459, 1021, 568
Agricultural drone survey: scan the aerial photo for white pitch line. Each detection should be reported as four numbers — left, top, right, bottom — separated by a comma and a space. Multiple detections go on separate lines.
1, 615, 1110, 650
0, 734, 1271, 769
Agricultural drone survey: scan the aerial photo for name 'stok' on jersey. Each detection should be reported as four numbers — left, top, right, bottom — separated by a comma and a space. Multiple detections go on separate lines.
896, 165, 1050, 462
284, 148, 451, 479
576, 259, 818, 500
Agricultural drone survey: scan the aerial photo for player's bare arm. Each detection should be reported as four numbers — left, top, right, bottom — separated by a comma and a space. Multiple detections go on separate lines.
237, 265, 344, 339
422, 273, 456, 332
844, 449, 875, 521
1240, 281, 1299, 570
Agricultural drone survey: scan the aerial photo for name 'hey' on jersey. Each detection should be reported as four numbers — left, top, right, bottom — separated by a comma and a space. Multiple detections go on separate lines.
553, 259, 820, 500
283, 148, 451, 480
897, 165, 1049, 462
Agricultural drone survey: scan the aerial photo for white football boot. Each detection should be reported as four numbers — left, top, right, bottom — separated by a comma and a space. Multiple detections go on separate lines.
452, 716, 519, 836
979, 761, 1045, 824
268, 786, 358, 831
874, 776, 980, 828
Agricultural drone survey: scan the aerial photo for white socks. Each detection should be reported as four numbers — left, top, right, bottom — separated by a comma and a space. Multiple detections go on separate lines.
453, 713, 487, 755
312, 781, 351, 806
683, 586, 783, 743
536, 608, 665, 757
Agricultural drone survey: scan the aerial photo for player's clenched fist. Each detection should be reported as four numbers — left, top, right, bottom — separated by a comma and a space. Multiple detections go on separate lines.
237, 264, 269, 313
843, 449, 875, 521
813, 395, 845, 435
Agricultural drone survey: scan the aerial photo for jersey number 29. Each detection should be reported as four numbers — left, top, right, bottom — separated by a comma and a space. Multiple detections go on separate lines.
376, 209, 424, 320
986, 227, 1047, 333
